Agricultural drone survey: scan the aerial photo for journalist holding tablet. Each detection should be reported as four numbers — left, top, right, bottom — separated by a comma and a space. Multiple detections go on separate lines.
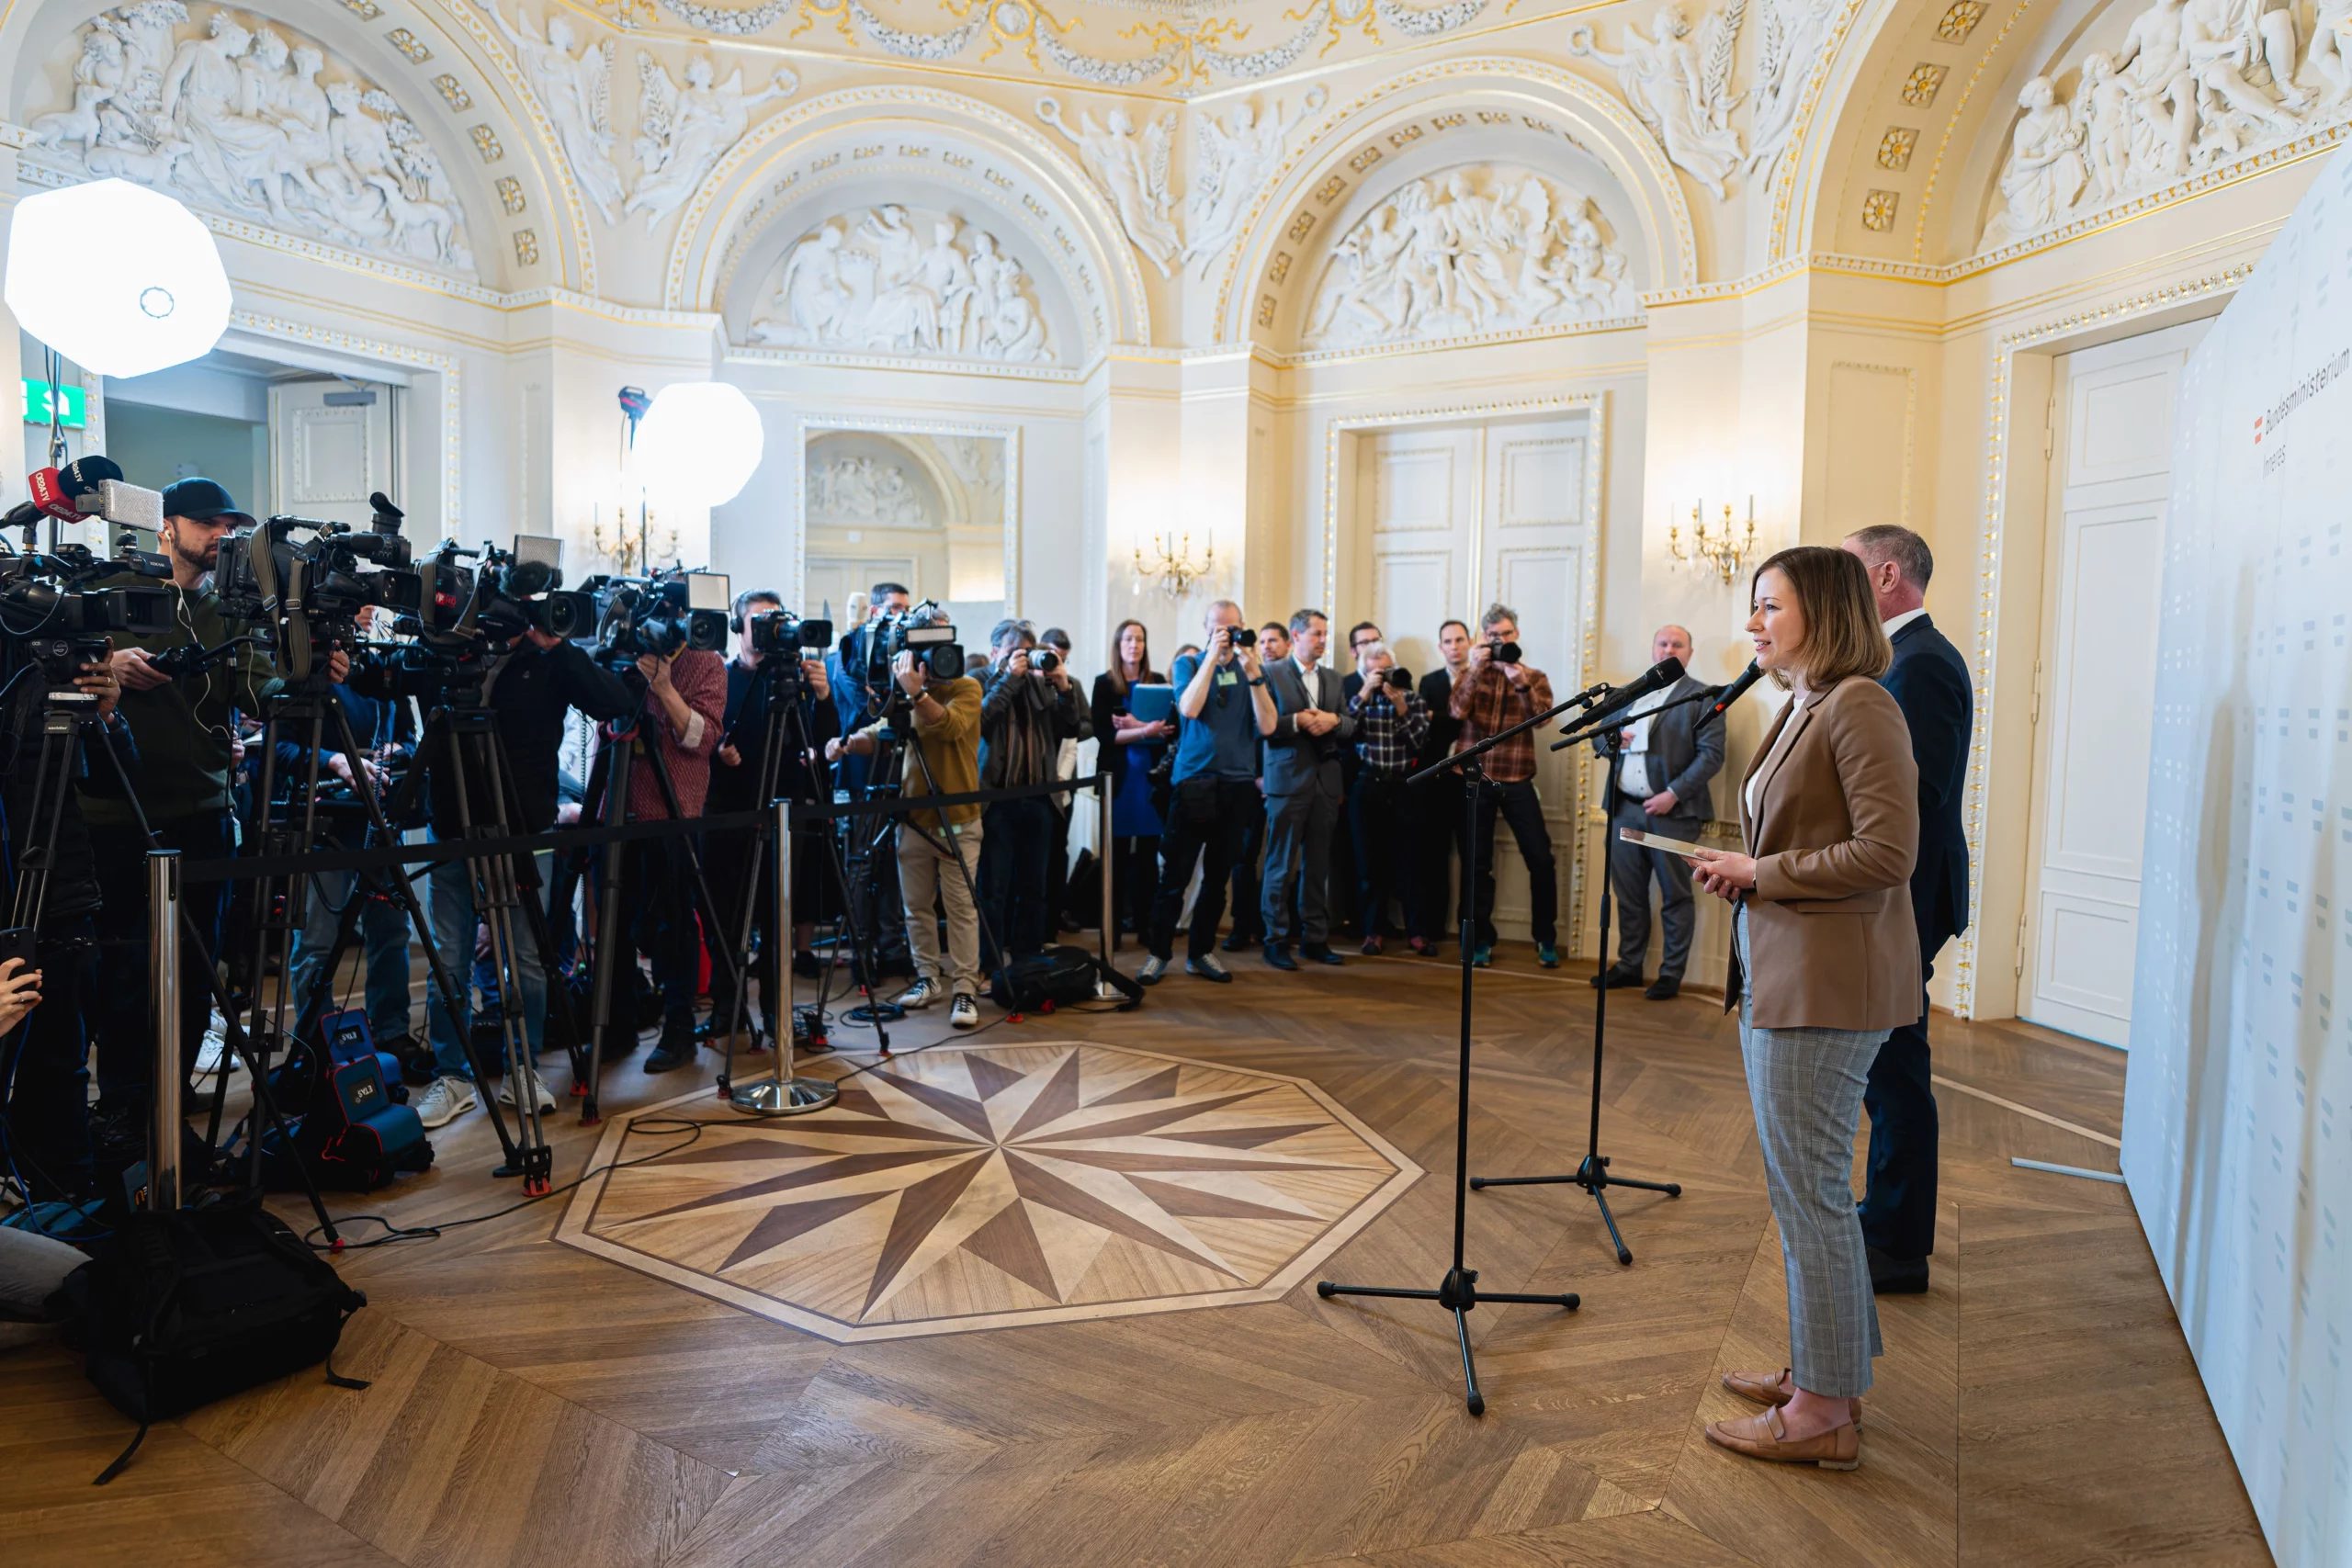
1686, 545, 1919, 1472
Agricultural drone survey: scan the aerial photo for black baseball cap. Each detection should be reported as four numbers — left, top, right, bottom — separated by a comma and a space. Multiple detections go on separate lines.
160, 478, 254, 528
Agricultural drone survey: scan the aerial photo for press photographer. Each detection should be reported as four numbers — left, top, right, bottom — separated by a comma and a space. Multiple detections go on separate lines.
356, 552, 638, 1129
826, 604, 984, 1032
703, 589, 836, 1049
589, 582, 727, 1077
84, 478, 331, 1150
0, 477, 149, 1214
978, 620, 1090, 963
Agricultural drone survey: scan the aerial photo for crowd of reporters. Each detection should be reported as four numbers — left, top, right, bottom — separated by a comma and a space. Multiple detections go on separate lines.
0, 472, 1604, 1225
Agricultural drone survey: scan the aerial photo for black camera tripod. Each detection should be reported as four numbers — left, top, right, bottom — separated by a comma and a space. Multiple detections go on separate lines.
235, 672, 547, 1187
0, 662, 342, 1239
707, 656, 873, 1097
574, 674, 750, 1122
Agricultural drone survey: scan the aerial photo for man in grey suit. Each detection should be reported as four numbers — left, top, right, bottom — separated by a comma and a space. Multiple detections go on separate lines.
1592, 624, 1724, 1000
1261, 608, 1356, 969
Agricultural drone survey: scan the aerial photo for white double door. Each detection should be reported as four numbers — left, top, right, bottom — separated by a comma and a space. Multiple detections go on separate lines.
268, 378, 396, 527
2021, 320, 2209, 1046
1357, 412, 1593, 936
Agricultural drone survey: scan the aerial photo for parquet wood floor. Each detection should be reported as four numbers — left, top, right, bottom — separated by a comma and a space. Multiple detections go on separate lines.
0, 949, 2274, 1568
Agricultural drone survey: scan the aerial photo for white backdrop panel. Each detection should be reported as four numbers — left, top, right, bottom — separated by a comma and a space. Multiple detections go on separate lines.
2127, 149, 2352, 1568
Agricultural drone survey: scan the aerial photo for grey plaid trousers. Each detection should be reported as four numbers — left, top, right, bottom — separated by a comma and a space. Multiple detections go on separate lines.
1735, 905, 1886, 1398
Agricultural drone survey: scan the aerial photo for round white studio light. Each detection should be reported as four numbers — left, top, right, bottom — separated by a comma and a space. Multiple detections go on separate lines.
4, 180, 232, 378
636, 382, 765, 507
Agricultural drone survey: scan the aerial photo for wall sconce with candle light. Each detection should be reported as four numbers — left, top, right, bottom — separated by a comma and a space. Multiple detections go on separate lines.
1134, 530, 1214, 598
1670, 497, 1759, 585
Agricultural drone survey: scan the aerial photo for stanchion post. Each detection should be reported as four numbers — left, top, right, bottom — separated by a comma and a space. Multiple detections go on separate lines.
1099, 770, 1114, 953
148, 850, 181, 1212
727, 799, 837, 1116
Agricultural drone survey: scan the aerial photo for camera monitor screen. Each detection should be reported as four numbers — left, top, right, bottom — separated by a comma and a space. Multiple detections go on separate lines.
685, 570, 730, 612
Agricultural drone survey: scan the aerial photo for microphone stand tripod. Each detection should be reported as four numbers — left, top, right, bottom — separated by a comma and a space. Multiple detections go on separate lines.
1468, 683, 1734, 1262
1316, 672, 1609, 1416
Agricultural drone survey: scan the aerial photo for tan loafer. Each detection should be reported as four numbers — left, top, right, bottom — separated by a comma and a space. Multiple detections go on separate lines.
1704, 1406, 1860, 1470
1721, 1368, 1862, 1431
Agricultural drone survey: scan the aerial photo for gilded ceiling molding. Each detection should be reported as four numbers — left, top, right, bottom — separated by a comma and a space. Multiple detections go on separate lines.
1764, 0, 1876, 263
663, 86, 1148, 346
1948, 261, 2251, 1019
1208, 58, 1699, 344
1905, 0, 2031, 263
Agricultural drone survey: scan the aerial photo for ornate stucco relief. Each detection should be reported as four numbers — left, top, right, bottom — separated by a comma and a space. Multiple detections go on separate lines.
748, 203, 1056, 361
26, 0, 477, 276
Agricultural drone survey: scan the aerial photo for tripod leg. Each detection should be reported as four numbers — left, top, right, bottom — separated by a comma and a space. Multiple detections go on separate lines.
1453, 1309, 1485, 1417
1591, 1183, 1631, 1267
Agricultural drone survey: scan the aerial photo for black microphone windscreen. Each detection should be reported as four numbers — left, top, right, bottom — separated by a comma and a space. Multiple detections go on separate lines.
59, 455, 124, 494
1704, 660, 1766, 720
1578, 656, 1688, 729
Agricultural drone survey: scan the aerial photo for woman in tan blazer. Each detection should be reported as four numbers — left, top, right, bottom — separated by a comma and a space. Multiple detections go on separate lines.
1688, 546, 1920, 1472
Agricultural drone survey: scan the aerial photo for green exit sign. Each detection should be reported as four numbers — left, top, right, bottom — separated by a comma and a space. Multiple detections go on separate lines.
20, 378, 86, 429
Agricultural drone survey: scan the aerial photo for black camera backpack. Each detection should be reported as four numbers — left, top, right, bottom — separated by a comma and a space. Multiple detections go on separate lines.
51, 1202, 369, 1483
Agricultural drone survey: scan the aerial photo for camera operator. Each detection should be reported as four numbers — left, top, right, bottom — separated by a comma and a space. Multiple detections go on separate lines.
825, 606, 985, 1032
1139, 602, 1277, 985
84, 478, 343, 1146
594, 637, 726, 1077
702, 589, 837, 1048
0, 645, 130, 1215
403, 626, 635, 1128
825, 581, 910, 793
978, 621, 1090, 963
283, 604, 420, 1064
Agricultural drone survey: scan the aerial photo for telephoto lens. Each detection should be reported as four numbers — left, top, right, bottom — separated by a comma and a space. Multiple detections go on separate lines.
1034, 648, 1060, 673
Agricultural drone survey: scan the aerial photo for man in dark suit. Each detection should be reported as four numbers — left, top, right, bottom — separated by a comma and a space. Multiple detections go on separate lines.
1590, 624, 1724, 1000
1260, 609, 1356, 968
1844, 525, 1973, 1295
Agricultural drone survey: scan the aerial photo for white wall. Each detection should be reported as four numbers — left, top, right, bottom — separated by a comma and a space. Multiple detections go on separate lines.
2125, 147, 2352, 1568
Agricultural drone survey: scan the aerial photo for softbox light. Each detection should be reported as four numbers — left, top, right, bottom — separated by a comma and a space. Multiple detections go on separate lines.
636, 381, 764, 507
5, 180, 232, 378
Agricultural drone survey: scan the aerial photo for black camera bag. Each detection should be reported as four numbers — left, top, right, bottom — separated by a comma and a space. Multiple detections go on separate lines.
989, 944, 1100, 1011
51, 1202, 368, 1483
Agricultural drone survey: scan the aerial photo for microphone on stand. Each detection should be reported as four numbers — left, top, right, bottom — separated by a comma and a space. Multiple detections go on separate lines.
1569, 655, 1685, 733
1698, 660, 1765, 725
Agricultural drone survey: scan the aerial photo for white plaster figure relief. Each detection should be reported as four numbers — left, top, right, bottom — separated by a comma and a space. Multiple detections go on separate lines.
1568, 4, 1747, 201
26, 1, 473, 275
1036, 98, 1182, 277
1978, 0, 2352, 253
749, 207, 1056, 363
492, 3, 624, 226
1303, 167, 1640, 349
628, 54, 794, 231
1745, 0, 1833, 186
809, 457, 929, 526
1184, 86, 1329, 279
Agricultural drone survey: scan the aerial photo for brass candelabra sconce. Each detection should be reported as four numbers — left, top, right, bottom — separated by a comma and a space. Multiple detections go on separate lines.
594, 503, 676, 576
1134, 530, 1214, 598
1670, 497, 1758, 585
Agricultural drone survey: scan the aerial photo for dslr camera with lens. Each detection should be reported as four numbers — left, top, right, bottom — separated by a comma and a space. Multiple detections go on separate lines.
863, 599, 963, 689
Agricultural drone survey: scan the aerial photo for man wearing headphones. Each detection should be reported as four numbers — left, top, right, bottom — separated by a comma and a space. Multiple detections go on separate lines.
82, 479, 345, 1152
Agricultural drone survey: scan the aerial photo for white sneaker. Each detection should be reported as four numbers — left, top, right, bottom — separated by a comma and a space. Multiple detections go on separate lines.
413, 1076, 478, 1129
497, 1068, 556, 1113
894, 978, 943, 1010
1136, 955, 1168, 985
194, 1027, 239, 1078
949, 993, 979, 1031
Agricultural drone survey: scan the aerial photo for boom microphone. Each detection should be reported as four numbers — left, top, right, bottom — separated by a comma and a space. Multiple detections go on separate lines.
1571, 655, 1686, 732
1701, 660, 1765, 724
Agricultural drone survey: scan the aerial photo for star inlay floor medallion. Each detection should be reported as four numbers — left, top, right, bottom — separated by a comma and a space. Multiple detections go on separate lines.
556, 1042, 1421, 1340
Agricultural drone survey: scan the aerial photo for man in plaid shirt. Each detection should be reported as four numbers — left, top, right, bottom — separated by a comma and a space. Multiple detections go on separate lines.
1449, 603, 1561, 967
1347, 641, 1429, 953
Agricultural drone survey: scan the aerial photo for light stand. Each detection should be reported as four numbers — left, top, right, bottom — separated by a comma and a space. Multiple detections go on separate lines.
1315, 678, 1609, 1415
1468, 686, 1726, 1262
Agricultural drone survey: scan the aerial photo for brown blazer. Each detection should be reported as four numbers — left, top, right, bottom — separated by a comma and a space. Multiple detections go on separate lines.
1724, 674, 1922, 1032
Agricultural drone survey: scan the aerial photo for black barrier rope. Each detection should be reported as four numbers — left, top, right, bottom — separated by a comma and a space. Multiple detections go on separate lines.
185, 773, 1107, 883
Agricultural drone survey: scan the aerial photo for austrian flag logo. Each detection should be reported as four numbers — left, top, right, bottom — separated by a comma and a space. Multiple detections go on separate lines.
2255, 413, 2265, 445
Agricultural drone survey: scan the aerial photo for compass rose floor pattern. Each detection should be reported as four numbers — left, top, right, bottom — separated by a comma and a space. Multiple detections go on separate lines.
555, 1041, 1420, 1340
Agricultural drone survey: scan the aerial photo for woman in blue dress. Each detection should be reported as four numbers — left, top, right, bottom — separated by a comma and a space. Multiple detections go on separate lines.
1090, 619, 1170, 941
